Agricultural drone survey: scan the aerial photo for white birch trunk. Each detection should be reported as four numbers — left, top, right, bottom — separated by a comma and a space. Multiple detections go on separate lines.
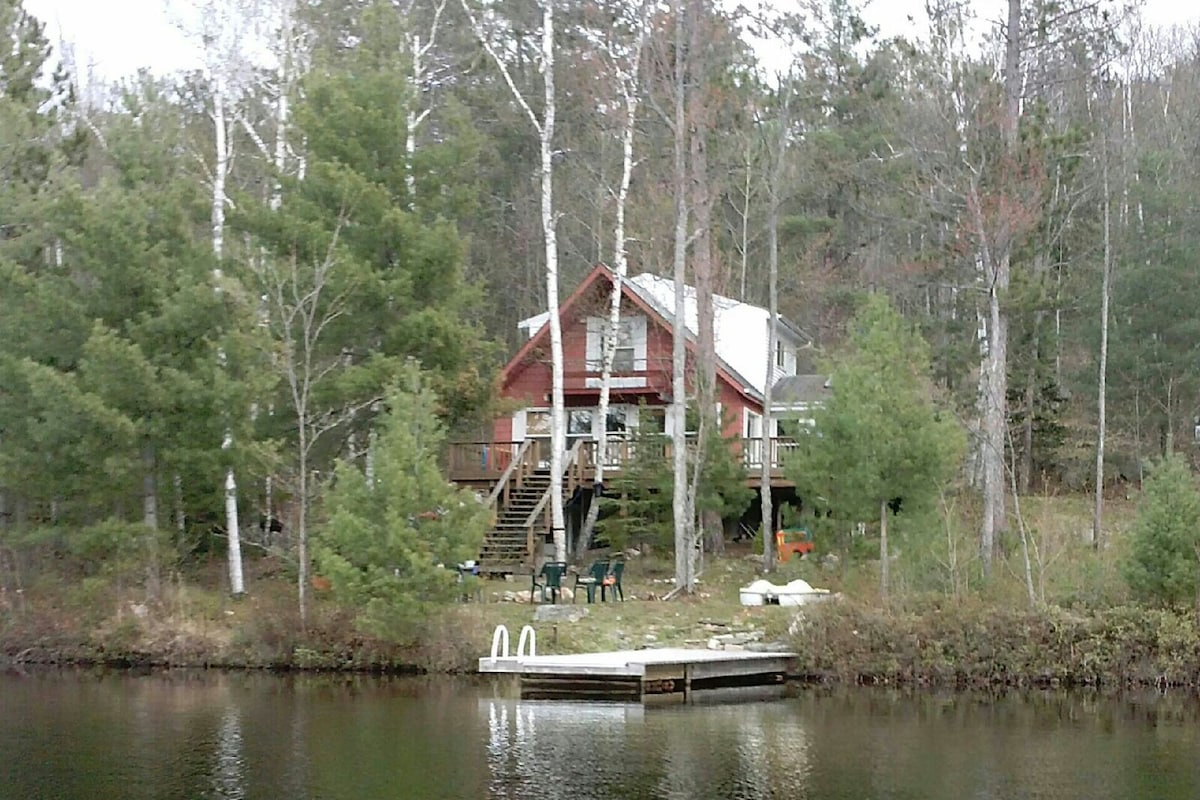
174, 474, 186, 540
212, 85, 228, 261
879, 498, 889, 604
405, 37, 420, 208
403, 1, 446, 210
460, 0, 563, 563
539, 2, 566, 563
271, 69, 288, 211
1093, 122, 1112, 550
671, 0, 693, 593
224, 460, 244, 595
406, 31, 423, 209
211, 77, 245, 597
142, 444, 161, 599
142, 445, 158, 531
577, 2, 648, 556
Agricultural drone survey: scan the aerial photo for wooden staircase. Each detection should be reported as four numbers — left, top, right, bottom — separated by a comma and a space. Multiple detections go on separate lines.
478, 468, 551, 573
477, 440, 587, 575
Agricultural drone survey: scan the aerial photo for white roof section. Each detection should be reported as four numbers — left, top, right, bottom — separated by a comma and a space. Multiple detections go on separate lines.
515, 271, 808, 396
624, 273, 776, 396
517, 311, 551, 339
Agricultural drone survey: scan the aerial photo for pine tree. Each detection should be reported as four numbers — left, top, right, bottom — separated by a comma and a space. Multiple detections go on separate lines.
786, 294, 964, 601
315, 369, 489, 643
1124, 455, 1200, 616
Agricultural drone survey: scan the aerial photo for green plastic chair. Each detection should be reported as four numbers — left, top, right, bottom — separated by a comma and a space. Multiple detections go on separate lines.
531, 561, 567, 604
602, 559, 625, 602
572, 560, 609, 604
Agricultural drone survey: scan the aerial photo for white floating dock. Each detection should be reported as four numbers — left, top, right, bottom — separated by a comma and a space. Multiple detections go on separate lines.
479, 647, 797, 703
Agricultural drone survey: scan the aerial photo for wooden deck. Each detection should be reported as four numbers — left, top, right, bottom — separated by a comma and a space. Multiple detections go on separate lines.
479, 648, 796, 703
446, 437, 798, 489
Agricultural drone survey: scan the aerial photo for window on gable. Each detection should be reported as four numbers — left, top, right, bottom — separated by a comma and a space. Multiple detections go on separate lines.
613, 320, 636, 372
775, 340, 786, 369
587, 316, 643, 373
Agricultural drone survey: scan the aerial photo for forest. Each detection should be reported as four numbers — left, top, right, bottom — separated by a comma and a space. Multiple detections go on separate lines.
2, 0, 1200, 651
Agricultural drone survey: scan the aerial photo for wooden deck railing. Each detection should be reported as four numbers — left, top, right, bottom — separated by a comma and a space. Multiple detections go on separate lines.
740, 436, 799, 469
448, 436, 799, 484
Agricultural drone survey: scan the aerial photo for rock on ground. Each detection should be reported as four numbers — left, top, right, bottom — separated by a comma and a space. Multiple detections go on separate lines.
534, 605, 590, 623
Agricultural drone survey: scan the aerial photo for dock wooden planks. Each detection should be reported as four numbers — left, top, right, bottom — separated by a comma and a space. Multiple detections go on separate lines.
479, 648, 796, 703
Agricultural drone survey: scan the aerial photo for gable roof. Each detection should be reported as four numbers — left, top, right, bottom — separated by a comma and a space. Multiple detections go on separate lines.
502, 265, 766, 403
511, 266, 811, 400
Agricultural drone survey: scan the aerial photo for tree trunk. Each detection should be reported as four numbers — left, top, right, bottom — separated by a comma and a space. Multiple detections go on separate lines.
1093, 120, 1112, 551
980, 0, 1021, 575
142, 444, 158, 531
211, 77, 244, 597
212, 84, 228, 261
1020, 253, 1045, 495
142, 443, 160, 600
458, 0, 563, 562
879, 498, 889, 604
689, 0, 720, 557
224, 463, 244, 595
539, 2, 566, 564
405, 32, 421, 209
297, 428, 308, 630
670, 0, 693, 594
761, 93, 786, 574
577, 2, 647, 557
174, 474, 185, 543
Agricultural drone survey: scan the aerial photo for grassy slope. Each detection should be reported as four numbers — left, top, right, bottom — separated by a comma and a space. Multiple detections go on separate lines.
7, 491, 1196, 686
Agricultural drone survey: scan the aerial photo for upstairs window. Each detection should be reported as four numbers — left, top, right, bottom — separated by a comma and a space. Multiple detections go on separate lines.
775, 340, 796, 375
613, 321, 636, 372
586, 315, 647, 372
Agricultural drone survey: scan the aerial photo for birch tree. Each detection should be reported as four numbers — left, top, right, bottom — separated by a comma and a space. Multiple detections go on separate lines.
400, 0, 449, 209
576, 0, 650, 556
1093, 101, 1113, 550
460, 0, 567, 562
182, 0, 263, 596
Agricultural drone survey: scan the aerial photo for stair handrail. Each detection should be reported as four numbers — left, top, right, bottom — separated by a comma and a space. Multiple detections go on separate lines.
521, 439, 585, 528
485, 439, 533, 513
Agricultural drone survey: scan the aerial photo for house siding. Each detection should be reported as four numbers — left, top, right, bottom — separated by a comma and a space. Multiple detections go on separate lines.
493, 268, 765, 444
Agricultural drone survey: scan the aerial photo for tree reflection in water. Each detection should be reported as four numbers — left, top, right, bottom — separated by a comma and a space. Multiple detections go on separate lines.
483, 698, 811, 800
210, 703, 246, 800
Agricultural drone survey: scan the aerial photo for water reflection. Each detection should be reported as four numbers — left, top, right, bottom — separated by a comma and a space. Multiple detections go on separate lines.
211, 704, 244, 800
482, 697, 811, 800
2, 672, 1199, 800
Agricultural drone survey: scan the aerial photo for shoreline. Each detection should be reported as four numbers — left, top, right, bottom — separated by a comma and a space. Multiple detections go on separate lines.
5, 600, 1200, 690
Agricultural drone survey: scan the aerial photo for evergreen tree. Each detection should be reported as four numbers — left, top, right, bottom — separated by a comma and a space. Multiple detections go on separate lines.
1124, 455, 1200, 615
315, 369, 488, 643
786, 294, 964, 600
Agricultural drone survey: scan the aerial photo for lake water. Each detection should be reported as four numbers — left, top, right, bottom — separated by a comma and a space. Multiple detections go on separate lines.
2, 671, 1198, 799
